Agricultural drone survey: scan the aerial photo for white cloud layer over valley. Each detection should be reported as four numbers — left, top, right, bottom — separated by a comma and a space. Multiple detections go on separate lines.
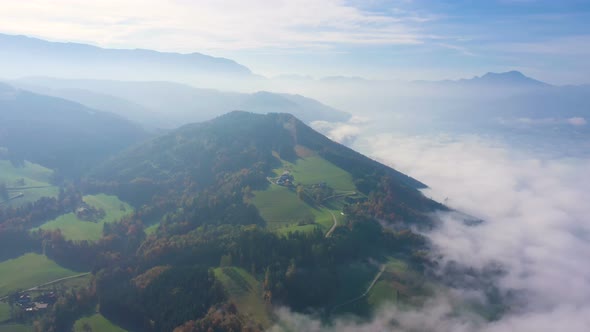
286, 119, 590, 331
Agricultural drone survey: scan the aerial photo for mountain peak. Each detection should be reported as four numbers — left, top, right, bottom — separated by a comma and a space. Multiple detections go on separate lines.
473, 71, 549, 86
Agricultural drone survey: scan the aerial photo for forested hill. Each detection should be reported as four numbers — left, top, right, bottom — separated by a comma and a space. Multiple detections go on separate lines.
94, 111, 425, 188
90, 111, 441, 219
0, 83, 148, 176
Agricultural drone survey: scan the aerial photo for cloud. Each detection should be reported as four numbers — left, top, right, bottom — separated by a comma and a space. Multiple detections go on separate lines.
567, 117, 587, 126
270, 297, 483, 332
311, 117, 366, 144
355, 133, 590, 330
271, 125, 590, 331
499, 117, 588, 127
0, 0, 430, 52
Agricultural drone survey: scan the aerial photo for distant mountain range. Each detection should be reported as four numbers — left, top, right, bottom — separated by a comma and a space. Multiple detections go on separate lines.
0, 33, 255, 84
413, 70, 550, 87
13, 77, 350, 128
462, 71, 549, 86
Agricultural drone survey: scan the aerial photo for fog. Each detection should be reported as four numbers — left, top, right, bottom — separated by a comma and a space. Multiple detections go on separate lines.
268, 117, 590, 331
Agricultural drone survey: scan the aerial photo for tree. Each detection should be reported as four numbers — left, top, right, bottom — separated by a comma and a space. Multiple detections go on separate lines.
219, 254, 233, 267
296, 185, 304, 200
82, 322, 93, 332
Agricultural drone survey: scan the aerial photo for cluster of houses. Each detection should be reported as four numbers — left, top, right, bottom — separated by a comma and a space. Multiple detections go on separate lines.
276, 171, 295, 187
14, 292, 56, 312
75, 203, 105, 222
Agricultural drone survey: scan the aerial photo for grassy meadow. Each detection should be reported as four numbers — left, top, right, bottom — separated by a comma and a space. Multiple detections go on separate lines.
280, 156, 356, 191
213, 267, 271, 328
0, 303, 9, 323
0, 160, 59, 207
35, 194, 133, 241
0, 253, 78, 297
0, 323, 33, 332
74, 313, 128, 332
252, 154, 357, 235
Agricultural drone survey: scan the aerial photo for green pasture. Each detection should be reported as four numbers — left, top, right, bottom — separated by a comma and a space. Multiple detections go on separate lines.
74, 313, 128, 332
0, 160, 58, 206
0, 253, 78, 297
35, 194, 133, 241
213, 267, 270, 327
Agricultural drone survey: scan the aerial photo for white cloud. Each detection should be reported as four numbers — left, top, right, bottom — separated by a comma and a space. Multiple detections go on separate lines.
0, 0, 428, 52
354, 133, 590, 330
311, 119, 364, 144
568, 117, 587, 126
271, 122, 590, 331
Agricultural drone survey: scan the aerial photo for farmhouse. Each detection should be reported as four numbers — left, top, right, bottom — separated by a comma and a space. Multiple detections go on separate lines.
276, 171, 294, 186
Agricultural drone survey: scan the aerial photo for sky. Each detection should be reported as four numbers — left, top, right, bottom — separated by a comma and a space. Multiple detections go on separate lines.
0, 0, 589, 84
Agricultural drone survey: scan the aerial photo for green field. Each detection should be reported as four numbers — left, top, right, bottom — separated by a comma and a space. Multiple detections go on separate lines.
145, 223, 160, 235
74, 313, 128, 332
213, 267, 270, 328
0, 323, 32, 332
252, 185, 315, 225
35, 194, 133, 241
0, 303, 9, 323
252, 155, 355, 235
0, 160, 59, 207
334, 263, 378, 305
367, 280, 398, 307
281, 156, 356, 191
0, 253, 78, 297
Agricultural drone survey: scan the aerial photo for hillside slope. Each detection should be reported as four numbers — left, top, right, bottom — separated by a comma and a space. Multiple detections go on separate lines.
91, 111, 442, 225
0, 83, 147, 176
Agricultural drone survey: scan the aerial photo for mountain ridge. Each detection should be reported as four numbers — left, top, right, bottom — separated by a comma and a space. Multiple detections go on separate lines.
0, 82, 148, 175
0, 33, 257, 84
13, 77, 351, 127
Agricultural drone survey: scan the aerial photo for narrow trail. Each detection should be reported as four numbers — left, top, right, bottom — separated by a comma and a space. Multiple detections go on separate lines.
0, 273, 90, 301
331, 264, 386, 312
324, 209, 338, 238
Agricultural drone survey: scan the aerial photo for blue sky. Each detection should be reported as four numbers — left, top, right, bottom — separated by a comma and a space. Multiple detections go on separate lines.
0, 0, 589, 84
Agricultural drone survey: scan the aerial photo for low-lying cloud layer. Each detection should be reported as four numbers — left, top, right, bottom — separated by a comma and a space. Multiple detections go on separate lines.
275, 121, 590, 331
359, 134, 590, 330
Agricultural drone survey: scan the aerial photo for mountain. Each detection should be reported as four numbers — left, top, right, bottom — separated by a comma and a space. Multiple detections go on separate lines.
0, 111, 459, 331
14, 78, 351, 127
460, 71, 550, 87
92, 111, 427, 189
0, 33, 255, 85
82, 111, 445, 330
412, 70, 550, 89
0, 83, 147, 175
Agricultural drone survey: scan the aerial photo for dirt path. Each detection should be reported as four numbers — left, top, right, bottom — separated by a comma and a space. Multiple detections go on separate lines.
331, 264, 386, 312
325, 209, 338, 238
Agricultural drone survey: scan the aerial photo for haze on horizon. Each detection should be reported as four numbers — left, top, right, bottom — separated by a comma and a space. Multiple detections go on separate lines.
1, 0, 589, 85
